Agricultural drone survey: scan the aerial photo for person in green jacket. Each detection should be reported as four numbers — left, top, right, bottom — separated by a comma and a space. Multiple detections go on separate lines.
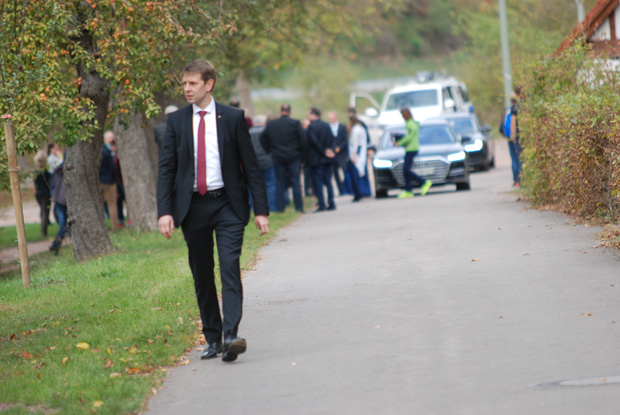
396, 108, 432, 198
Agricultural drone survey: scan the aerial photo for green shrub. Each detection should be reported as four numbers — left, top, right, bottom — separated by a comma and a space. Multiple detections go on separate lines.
520, 42, 620, 220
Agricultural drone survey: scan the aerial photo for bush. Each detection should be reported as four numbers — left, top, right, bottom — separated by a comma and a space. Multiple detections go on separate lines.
520, 42, 620, 221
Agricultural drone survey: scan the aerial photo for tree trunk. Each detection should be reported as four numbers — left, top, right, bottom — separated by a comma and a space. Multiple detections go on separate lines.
115, 112, 158, 232
65, 27, 113, 262
236, 70, 256, 119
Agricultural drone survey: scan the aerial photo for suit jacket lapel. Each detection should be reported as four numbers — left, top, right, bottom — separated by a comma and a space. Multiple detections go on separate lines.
215, 102, 225, 163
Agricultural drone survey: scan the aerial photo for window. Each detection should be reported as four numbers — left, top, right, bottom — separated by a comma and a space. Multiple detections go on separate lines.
419, 126, 455, 145
385, 90, 439, 111
445, 118, 476, 135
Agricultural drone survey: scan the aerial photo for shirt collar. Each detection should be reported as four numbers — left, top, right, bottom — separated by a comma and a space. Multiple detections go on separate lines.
193, 98, 216, 115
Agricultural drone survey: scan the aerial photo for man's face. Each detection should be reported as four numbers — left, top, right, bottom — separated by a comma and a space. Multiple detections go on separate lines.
328, 112, 338, 124
104, 132, 115, 145
183, 72, 214, 107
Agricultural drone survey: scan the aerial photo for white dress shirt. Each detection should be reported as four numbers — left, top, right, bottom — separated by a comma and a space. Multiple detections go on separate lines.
330, 122, 339, 137
192, 100, 224, 191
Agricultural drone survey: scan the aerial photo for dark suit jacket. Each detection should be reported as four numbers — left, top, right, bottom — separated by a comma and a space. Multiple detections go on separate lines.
330, 123, 349, 169
156, 102, 269, 227
306, 119, 333, 167
259, 115, 306, 162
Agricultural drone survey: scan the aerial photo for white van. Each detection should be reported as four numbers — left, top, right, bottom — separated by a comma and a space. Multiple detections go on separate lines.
350, 74, 473, 146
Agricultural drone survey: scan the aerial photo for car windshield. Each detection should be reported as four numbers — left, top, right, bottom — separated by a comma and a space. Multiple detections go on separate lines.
381, 125, 456, 148
445, 117, 476, 135
385, 90, 439, 111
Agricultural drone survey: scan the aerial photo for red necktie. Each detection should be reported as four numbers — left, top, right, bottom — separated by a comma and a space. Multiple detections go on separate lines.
197, 110, 208, 195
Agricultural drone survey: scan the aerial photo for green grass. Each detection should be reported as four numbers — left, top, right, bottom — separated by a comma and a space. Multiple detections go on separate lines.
0, 223, 60, 250
0, 205, 306, 415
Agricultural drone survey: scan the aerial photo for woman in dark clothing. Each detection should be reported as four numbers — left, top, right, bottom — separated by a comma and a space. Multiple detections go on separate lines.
49, 163, 68, 254
33, 152, 51, 236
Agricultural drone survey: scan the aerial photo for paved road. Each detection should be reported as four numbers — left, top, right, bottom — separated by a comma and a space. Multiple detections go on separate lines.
145, 142, 620, 415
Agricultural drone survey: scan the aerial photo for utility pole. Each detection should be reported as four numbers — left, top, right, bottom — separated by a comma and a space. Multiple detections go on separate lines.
575, 0, 586, 22
498, 0, 513, 110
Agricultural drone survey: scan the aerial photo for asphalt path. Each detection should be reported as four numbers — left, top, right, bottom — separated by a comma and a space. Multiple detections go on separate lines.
144, 142, 620, 415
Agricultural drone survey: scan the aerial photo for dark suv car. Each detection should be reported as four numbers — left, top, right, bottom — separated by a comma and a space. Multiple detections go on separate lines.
372, 120, 471, 197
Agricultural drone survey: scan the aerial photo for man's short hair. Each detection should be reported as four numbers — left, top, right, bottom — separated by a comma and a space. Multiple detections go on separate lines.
183, 60, 217, 85
280, 104, 291, 113
309, 107, 321, 117
164, 105, 178, 115
229, 99, 240, 108
47, 143, 56, 155
347, 106, 357, 115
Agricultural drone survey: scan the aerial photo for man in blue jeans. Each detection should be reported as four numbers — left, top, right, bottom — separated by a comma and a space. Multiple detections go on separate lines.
260, 104, 307, 212
507, 96, 522, 187
49, 163, 68, 254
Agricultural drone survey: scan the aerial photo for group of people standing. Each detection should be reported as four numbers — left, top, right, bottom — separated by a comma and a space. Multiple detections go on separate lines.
31, 130, 127, 255
257, 104, 370, 214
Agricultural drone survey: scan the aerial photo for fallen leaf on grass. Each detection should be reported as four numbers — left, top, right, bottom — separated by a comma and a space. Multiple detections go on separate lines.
93, 400, 104, 409
147, 339, 155, 344
104, 359, 114, 369
61, 357, 70, 365
10, 334, 17, 340
76, 342, 90, 350
581, 312, 594, 317
110, 372, 122, 378
128, 346, 137, 354
20, 352, 34, 359
45, 346, 57, 351
126, 367, 141, 374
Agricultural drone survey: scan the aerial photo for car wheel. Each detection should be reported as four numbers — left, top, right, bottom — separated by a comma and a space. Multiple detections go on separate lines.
489, 156, 495, 168
375, 189, 388, 198
456, 181, 471, 191
480, 160, 490, 171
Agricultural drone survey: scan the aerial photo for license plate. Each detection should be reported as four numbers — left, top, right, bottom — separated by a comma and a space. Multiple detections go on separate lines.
413, 167, 435, 176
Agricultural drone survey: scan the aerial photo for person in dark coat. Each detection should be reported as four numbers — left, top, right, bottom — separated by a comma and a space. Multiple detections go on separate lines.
306, 107, 336, 212
250, 121, 277, 213
49, 163, 68, 254
154, 105, 178, 152
156, 59, 269, 362
34, 152, 51, 236
260, 104, 306, 213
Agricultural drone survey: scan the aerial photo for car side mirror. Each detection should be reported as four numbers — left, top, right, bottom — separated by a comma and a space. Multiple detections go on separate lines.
444, 98, 456, 110
461, 136, 473, 144
365, 107, 379, 117
481, 125, 492, 134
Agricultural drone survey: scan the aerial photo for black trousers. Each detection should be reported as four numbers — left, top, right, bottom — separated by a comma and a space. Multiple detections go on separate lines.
181, 192, 245, 344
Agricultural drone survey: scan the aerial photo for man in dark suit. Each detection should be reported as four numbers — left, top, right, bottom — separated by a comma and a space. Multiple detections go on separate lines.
260, 103, 306, 213
157, 60, 269, 363
306, 107, 336, 212
327, 111, 349, 196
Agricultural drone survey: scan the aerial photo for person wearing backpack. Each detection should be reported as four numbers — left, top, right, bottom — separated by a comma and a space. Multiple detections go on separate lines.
504, 94, 522, 187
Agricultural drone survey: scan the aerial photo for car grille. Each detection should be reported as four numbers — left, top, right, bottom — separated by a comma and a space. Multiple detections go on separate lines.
392, 159, 450, 186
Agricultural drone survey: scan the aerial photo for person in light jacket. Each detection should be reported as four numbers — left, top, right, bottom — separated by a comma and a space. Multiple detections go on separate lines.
347, 116, 367, 202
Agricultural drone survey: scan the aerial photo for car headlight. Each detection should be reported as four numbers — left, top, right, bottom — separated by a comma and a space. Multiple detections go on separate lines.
464, 139, 484, 152
447, 151, 466, 162
373, 159, 393, 168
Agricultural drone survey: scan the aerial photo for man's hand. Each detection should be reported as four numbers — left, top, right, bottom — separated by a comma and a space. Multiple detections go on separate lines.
325, 148, 335, 158
158, 215, 175, 239
255, 215, 269, 236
